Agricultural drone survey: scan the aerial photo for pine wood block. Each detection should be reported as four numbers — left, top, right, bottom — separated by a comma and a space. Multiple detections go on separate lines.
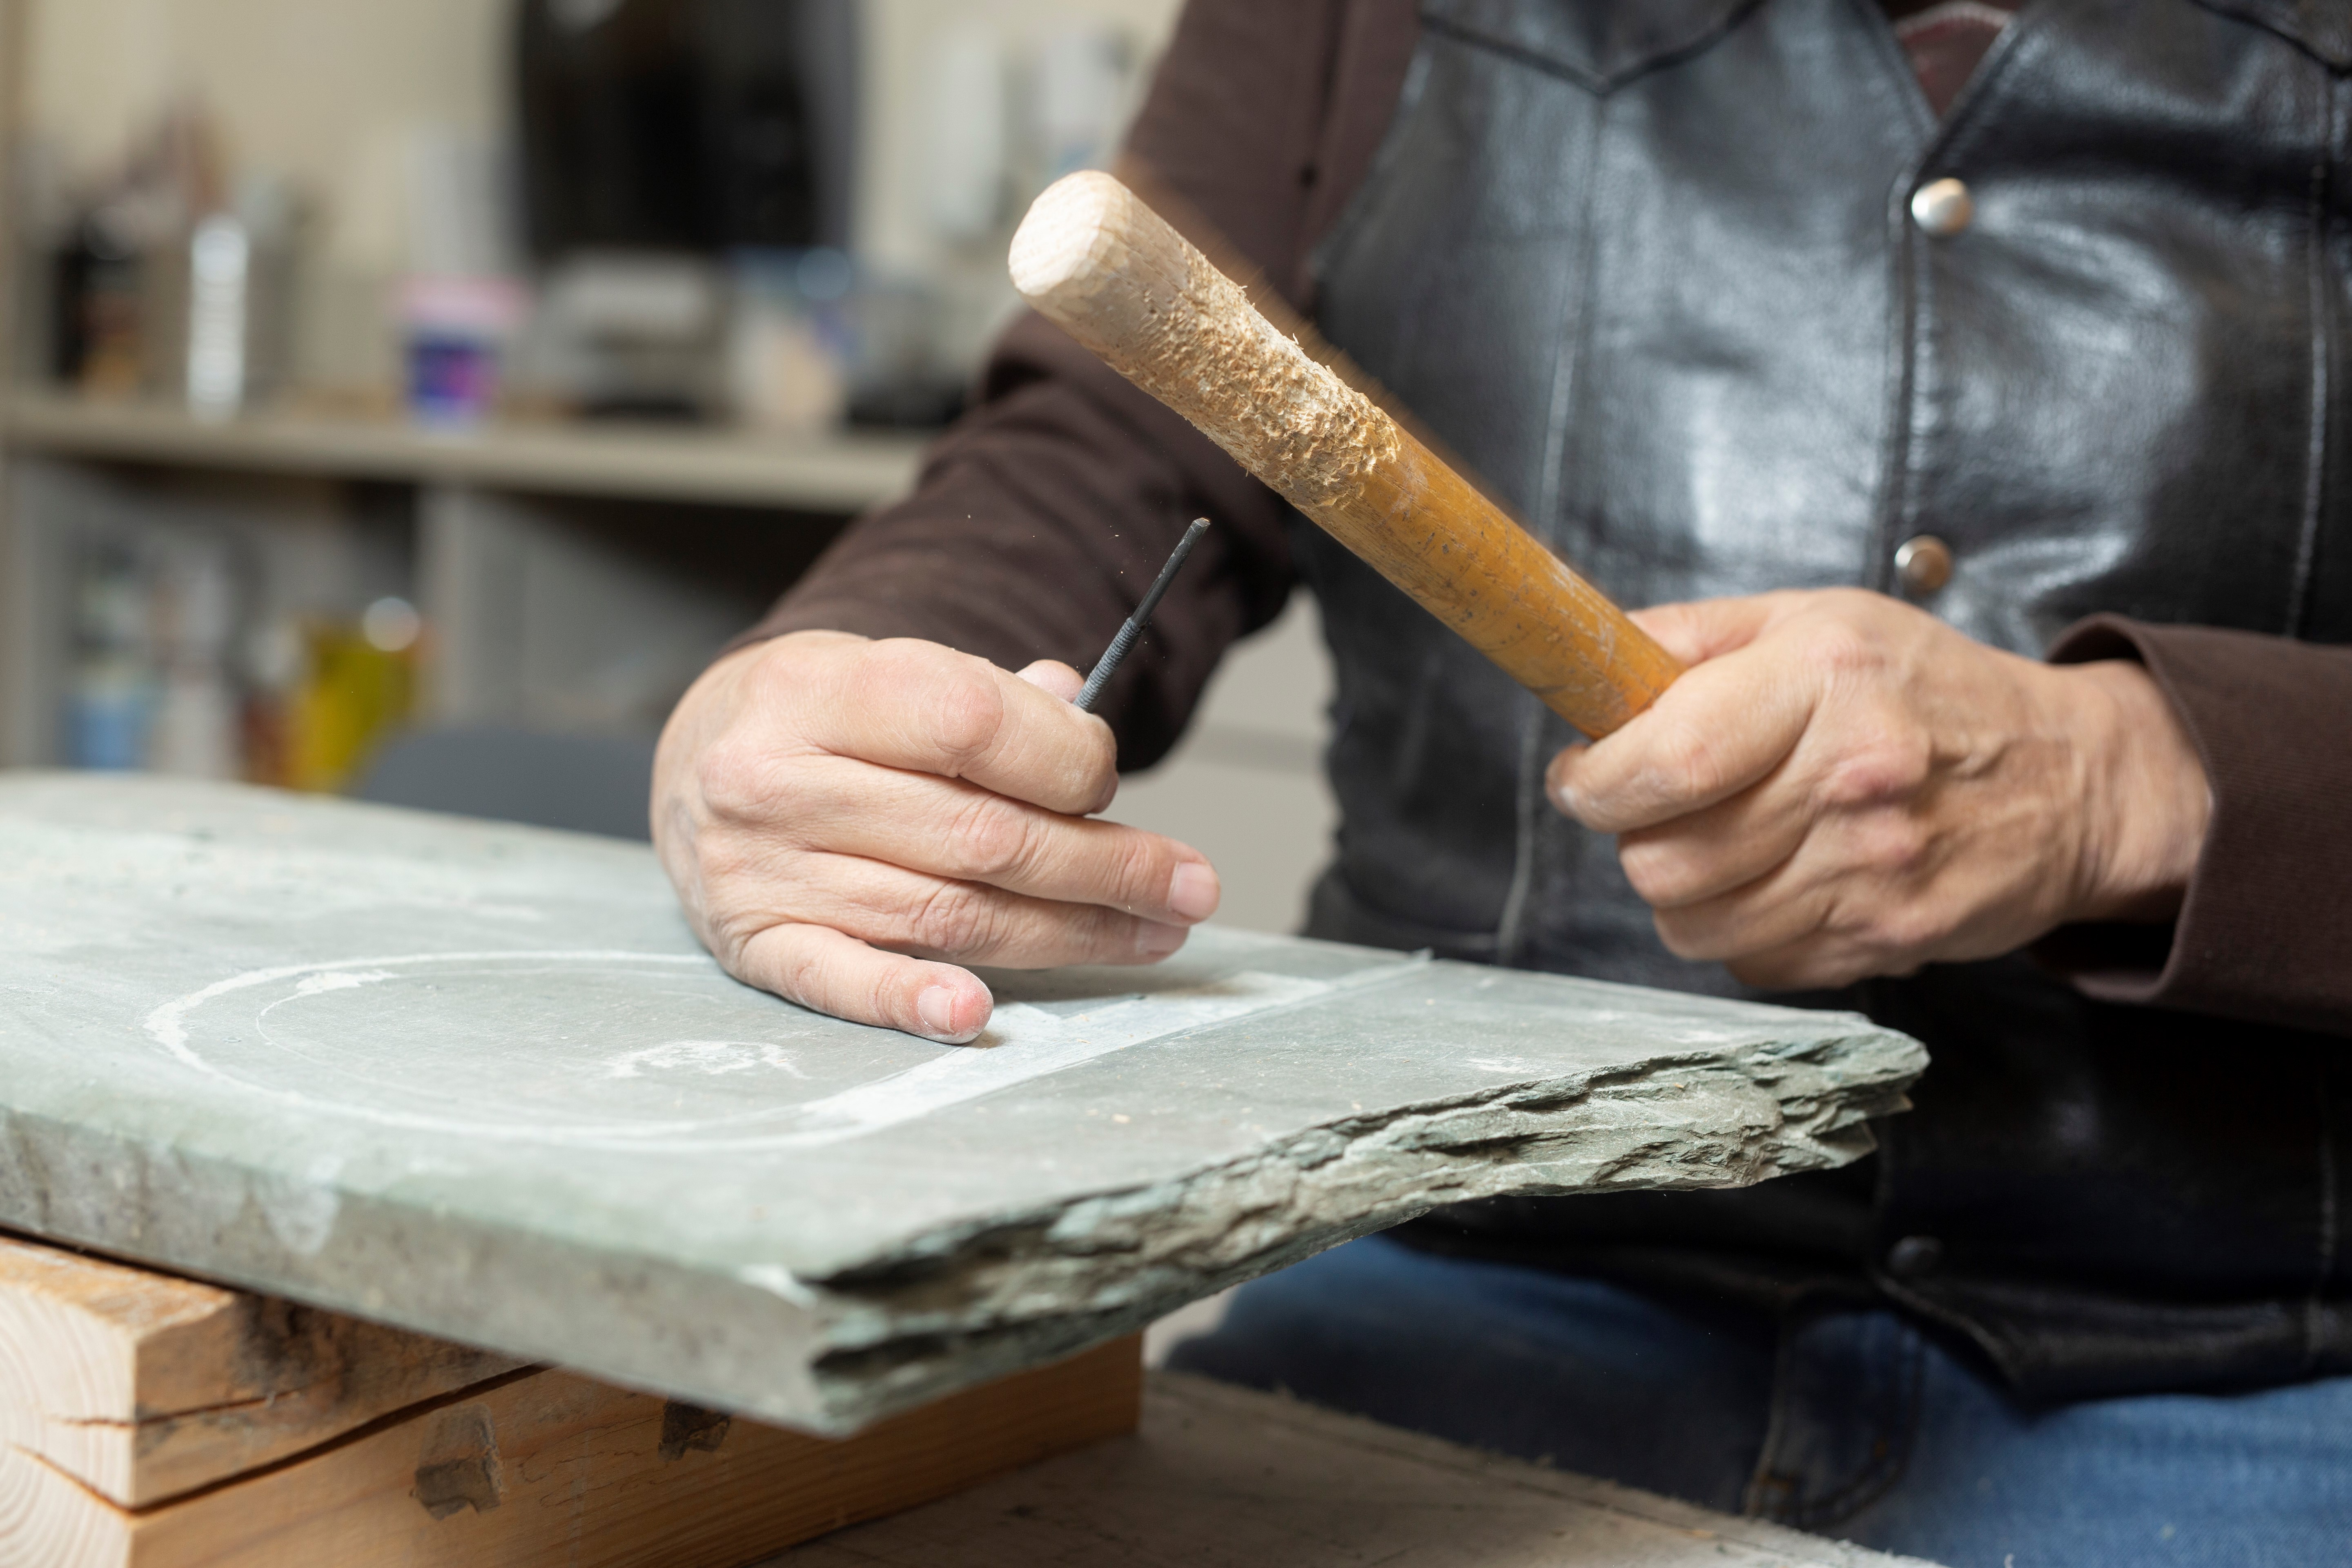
0, 1232, 523, 1508
0, 1235, 1145, 1568
788, 1372, 1940, 1568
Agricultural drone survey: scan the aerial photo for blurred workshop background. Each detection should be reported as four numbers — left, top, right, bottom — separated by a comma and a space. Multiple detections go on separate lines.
0, 0, 1336, 932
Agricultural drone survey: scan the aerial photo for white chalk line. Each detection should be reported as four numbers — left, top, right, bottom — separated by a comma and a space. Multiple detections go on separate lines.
139, 950, 1384, 1153
744, 975, 1333, 1150
145, 949, 811, 1146
144, 949, 713, 1058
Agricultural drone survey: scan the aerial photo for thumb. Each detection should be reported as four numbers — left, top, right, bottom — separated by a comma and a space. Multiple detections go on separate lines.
1632, 594, 1789, 666
1016, 659, 1086, 704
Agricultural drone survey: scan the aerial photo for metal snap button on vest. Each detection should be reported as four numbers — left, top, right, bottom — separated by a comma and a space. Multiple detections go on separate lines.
1895, 534, 1955, 595
1910, 177, 1973, 237
1886, 1234, 1945, 1280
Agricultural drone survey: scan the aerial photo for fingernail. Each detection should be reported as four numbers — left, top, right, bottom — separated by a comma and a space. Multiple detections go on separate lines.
916, 984, 964, 1039
1167, 861, 1220, 922
1136, 920, 1187, 959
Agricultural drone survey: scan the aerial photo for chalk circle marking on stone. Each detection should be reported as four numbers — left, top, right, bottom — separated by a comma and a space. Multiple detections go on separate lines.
140, 949, 1345, 1154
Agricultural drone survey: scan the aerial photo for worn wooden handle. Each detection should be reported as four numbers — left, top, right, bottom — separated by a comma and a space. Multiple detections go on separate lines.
1009, 171, 1681, 736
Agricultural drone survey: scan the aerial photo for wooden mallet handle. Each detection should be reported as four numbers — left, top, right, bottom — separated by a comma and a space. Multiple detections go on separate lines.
1009, 171, 1681, 737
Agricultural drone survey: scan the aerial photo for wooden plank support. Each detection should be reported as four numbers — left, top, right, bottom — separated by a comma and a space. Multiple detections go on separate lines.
0, 1234, 1144, 1568
791, 1372, 1935, 1568
0, 1232, 526, 1509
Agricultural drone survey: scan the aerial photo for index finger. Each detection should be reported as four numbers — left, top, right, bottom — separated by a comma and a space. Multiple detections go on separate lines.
1549, 640, 1818, 834
786, 637, 1119, 816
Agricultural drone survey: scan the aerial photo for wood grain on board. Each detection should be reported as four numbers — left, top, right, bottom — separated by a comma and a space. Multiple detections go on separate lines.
783, 1371, 1941, 1568
0, 1230, 521, 1507
0, 1233, 1144, 1568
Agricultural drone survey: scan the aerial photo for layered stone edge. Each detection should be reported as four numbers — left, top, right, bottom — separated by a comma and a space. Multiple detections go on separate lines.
797, 1020, 1925, 1424
0, 1016, 1923, 1436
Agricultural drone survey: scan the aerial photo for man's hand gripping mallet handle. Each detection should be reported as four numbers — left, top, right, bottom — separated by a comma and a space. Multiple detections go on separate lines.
1009, 171, 1682, 737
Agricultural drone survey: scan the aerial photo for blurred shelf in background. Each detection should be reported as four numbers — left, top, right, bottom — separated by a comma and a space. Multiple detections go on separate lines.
2, 393, 927, 512
0, 397, 882, 794
0, 0, 1334, 935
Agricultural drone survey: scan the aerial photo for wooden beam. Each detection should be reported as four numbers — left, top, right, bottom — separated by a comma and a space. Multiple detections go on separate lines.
794, 1370, 1929, 1568
0, 1231, 523, 1507
0, 1233, 1144, 1568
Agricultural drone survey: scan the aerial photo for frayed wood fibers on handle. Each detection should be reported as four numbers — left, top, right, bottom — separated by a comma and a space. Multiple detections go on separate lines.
1010, 170, 1680, 737
1009, 171, 1400, 513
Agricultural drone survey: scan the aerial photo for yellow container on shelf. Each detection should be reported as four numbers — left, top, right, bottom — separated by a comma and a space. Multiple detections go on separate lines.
281, 621, 416, 794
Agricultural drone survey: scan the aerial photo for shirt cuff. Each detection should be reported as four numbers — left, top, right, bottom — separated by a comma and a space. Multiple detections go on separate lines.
2033, 615, 2352, 1036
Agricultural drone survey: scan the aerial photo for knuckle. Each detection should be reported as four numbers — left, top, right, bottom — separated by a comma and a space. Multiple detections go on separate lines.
1105, 833, 1170, 911
1071, 901, 1140, 959
1643, 720, 1731, 808
773, 935, 886, 1023
1875, 822, 1933, 879
910, 881, 997, 958
713, 913, 790, 987
706, 924, 757, 977
1619, 838, 1692, 907
922, 669, 1009, 765
1845, 810, 1932, 878
1816, 735, 1931, 808
779, 939, 833, 1006
940, 793, 1035, 881
928, 679, 1006, 766
869, 978, 911, 1030
858, 641, 1006, 764
702, 863, 780, 929
1801, 619, 1882, 682
833, 971, 901, 1028
696, 737, 780, 819
1820, 885, 1939, 962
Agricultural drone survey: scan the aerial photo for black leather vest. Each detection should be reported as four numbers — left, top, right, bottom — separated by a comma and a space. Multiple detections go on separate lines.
1301, 0, 2352, 1397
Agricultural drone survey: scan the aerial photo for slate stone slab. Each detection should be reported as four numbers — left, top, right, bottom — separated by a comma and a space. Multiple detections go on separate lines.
0, 775, 1925, 1433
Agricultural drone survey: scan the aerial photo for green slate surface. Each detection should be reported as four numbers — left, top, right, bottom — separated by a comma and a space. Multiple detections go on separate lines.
0, 774, 1925, 1432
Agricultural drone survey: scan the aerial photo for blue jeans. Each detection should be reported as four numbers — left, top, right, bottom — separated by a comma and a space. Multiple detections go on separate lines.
1165, 1236, 2352, 1567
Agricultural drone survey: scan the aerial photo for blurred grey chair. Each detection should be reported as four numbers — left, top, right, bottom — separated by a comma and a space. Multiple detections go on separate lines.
357, 727, 659, 842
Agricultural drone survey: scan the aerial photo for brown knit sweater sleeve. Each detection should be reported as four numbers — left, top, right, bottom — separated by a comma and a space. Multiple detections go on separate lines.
731, 0, 1419, 769
2036, 618, 2352, 1036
